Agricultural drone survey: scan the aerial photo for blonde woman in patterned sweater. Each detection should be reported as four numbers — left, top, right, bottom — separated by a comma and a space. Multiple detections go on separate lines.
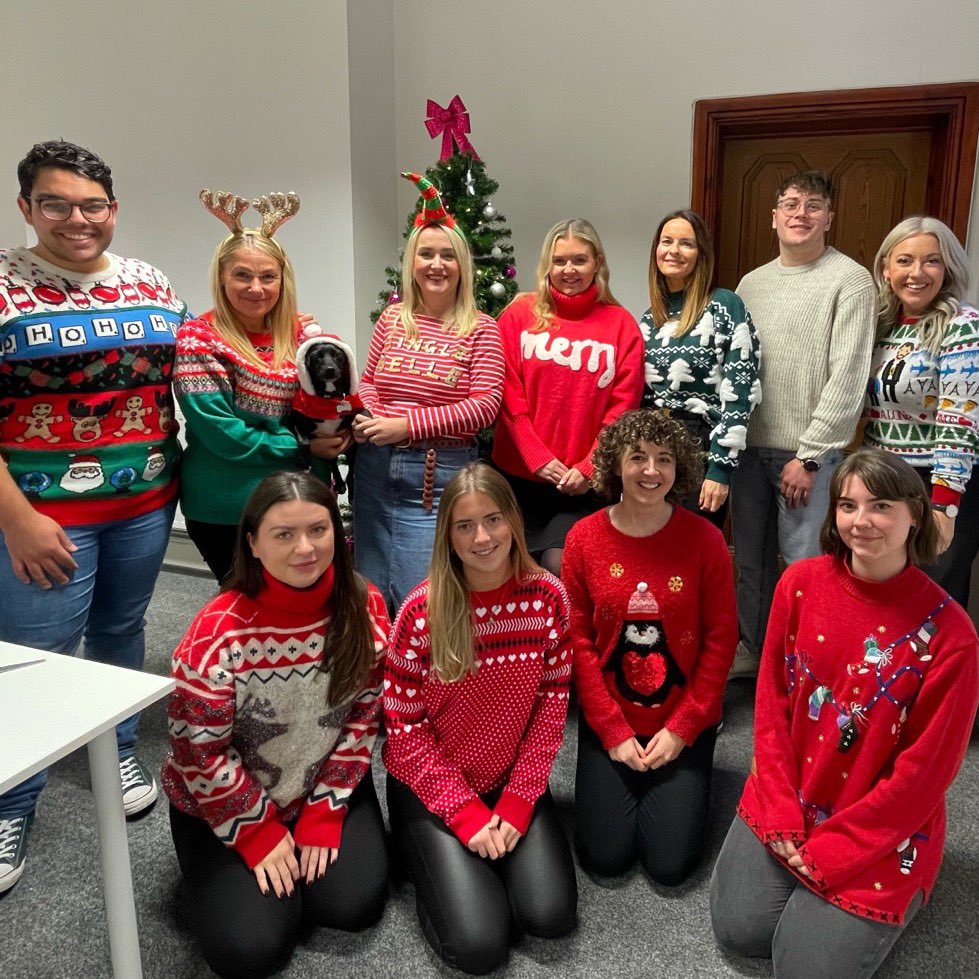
383, 463, 576, 974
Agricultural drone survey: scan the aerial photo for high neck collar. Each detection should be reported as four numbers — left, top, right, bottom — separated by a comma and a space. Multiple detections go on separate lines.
666, 289, 685, 316
258, 564, 335, 613
834, 555, 925, 605
548, 282, 599, 320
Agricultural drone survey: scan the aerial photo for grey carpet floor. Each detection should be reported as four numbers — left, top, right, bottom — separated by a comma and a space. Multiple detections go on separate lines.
2, 570, 977, 978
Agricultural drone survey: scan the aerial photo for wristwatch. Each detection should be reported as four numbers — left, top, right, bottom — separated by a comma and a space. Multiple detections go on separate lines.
932, 503, 960, 518
796, 458, 820, 473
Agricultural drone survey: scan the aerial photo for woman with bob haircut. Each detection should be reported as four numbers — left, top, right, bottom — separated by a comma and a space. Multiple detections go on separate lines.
176, 192, 345, 583
863, 215, 979, 608
383, 462, 577, 974
710, 448, 978, 979
352, 173, 504, 612
562, 409, 737, 884
491, 218, 643, 576
163, 470, 390, 979
640, 209, 760, 528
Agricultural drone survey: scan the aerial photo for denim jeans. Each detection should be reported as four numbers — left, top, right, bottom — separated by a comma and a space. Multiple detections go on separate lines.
353, 442, 477, 612
730, 447, 840, 655
0, 500, 176, 817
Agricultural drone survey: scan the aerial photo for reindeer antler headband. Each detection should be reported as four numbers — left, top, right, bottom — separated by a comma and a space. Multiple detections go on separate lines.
199, 188, 301, 238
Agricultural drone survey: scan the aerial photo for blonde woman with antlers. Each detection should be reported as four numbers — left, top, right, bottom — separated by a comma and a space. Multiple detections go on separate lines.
175, 190, 346, 582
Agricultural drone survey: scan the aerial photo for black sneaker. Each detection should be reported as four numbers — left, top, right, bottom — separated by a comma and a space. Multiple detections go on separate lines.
119, 756, 159, 817
0, 812, 33, 895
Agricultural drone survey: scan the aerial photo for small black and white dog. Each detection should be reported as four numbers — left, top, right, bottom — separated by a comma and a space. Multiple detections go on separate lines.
289, 328, 365, 495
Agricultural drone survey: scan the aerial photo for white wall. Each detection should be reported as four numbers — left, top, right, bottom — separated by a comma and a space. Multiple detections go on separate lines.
1, 0, 356, 332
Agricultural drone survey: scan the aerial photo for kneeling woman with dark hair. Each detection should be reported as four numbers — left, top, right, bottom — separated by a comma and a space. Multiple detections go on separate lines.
383, 462, 577, 975
563, 409, 737, 884
163, 471, 389, 979
710, 448, 978, 979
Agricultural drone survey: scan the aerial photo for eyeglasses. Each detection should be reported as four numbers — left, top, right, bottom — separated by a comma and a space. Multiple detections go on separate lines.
27, 197, 114, 223
775, 197, 828, 215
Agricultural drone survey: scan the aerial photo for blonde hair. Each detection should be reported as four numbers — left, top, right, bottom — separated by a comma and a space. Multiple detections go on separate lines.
647, 209, 715, 338
428, 464, 539, 682
210, 232, 298, 369
526, 218, 621, 333
398, 223, 479, 341
874, 216, 970, 357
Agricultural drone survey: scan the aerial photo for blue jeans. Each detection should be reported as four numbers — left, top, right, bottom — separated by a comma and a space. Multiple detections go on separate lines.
0, 500, 176, 817
730, 448, 840, 655
353, 442, 477, 612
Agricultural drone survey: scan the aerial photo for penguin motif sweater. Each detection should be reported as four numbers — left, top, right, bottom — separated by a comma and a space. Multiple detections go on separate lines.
738, 556, 978, 923
163, 569, 389, 868
382, 571, 572, 845
562, 505, 737, 749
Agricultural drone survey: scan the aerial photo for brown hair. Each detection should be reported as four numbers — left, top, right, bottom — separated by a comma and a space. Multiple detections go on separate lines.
776, 170, 835, 205
819, 448, 940, 566
646, 209, 715, 337
225, 471, 375, 706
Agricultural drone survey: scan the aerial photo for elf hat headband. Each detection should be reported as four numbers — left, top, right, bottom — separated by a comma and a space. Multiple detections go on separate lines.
402, 171, 455, 229
199, 189, 301, 239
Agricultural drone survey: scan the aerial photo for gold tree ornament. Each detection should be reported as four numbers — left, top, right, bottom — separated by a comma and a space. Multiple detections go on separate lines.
252, 191, 301, 237
199, 189, 250, 234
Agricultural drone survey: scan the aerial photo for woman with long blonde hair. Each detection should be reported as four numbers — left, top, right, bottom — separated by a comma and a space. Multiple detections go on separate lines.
491, 218, 643, 576
383, 462, 577, 974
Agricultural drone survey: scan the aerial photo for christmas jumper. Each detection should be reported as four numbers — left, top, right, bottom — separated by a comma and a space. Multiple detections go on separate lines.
358, 305, 503, 441
0, 247, 185, 524
640, 288, 761, 483
736, 248, 875, 460
382, 571, 572, 845
738, 555, 978, 924
174, 312, 314, 525
864, 305, 979, 505
562, 506, 737, 750
163, 568, 389, 868
491, 285, 644, 480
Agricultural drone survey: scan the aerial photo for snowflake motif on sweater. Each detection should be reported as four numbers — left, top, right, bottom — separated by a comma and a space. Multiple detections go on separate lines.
382, 572, 572, 845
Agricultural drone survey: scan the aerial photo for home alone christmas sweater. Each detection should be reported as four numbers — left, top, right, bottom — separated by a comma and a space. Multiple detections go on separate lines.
174, 312, 310, 525
864, 305, 979, 504
640, 288, 761, 483
359, 304, 503, 441
382, 572, 572, 844
0, 247, 185, 524
492, 285, 644, 480
562, 506, 737, 750
163, 569, 389, 867
738, 556, 978, 923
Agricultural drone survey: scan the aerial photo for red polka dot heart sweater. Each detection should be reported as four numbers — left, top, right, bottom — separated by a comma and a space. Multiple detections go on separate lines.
382, 571, 572, 845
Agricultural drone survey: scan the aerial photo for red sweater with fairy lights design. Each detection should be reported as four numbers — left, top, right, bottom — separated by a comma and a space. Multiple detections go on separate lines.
382, 572, 572, 845
492, 285, 643, 480
738, 556, 978, 923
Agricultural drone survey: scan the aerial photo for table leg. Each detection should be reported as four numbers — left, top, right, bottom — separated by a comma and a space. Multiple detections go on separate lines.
88, 730, 143, 979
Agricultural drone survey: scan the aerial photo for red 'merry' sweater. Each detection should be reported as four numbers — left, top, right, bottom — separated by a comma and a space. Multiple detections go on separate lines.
739, 556, 978, 923
163, 569, 389, 868
492, 285, 643, 480
563, 506, 737, 749
382, 572, 572, 845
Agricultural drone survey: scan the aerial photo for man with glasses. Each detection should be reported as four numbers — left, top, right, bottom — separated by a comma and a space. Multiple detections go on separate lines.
729, 170, 875, 678
0, 140, 187, 893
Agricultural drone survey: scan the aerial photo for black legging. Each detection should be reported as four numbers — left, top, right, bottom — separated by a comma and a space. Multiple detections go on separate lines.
184, 518, 238, 584
170, 776, 388, 979
574, 716, 717, 885
387, 775, 577, 975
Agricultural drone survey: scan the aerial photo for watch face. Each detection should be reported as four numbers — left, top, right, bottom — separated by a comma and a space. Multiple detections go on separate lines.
942, 504, 960, 518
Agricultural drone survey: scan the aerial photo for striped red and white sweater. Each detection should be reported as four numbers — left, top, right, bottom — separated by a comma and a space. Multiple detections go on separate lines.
383, 571, 572, 844
163, 568, 389, 867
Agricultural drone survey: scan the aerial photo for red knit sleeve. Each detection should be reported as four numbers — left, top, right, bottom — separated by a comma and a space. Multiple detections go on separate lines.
293, 586, 389, 850
799, 607, 979, 891
664, 524, 738, 745
572, 312, 644, 478
167, 597, 288, 868
357, 308, 392, 415
564, 521, 635, 749
382, 588, 491, 844
497, 302, 559, 475
494, 577, 573, 834
406, 315, 505, 439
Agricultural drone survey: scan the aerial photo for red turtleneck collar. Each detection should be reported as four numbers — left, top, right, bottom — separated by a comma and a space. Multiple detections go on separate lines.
548, 282, 599, 320
834, 555, 928, 605
257, 564, 336, 615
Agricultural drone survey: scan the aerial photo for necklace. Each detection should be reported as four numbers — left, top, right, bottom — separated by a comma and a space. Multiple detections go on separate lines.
471, 576, 515, 623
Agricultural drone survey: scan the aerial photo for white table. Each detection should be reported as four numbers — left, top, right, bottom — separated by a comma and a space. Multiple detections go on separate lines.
0, 642, 174, 978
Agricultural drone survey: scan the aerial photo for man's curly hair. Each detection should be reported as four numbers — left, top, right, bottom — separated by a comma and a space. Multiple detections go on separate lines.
17, 140, 114, 199
591, 409, 704, 502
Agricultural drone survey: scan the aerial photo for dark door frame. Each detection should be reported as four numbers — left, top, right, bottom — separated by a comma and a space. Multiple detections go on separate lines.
691, 82, 979, 247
